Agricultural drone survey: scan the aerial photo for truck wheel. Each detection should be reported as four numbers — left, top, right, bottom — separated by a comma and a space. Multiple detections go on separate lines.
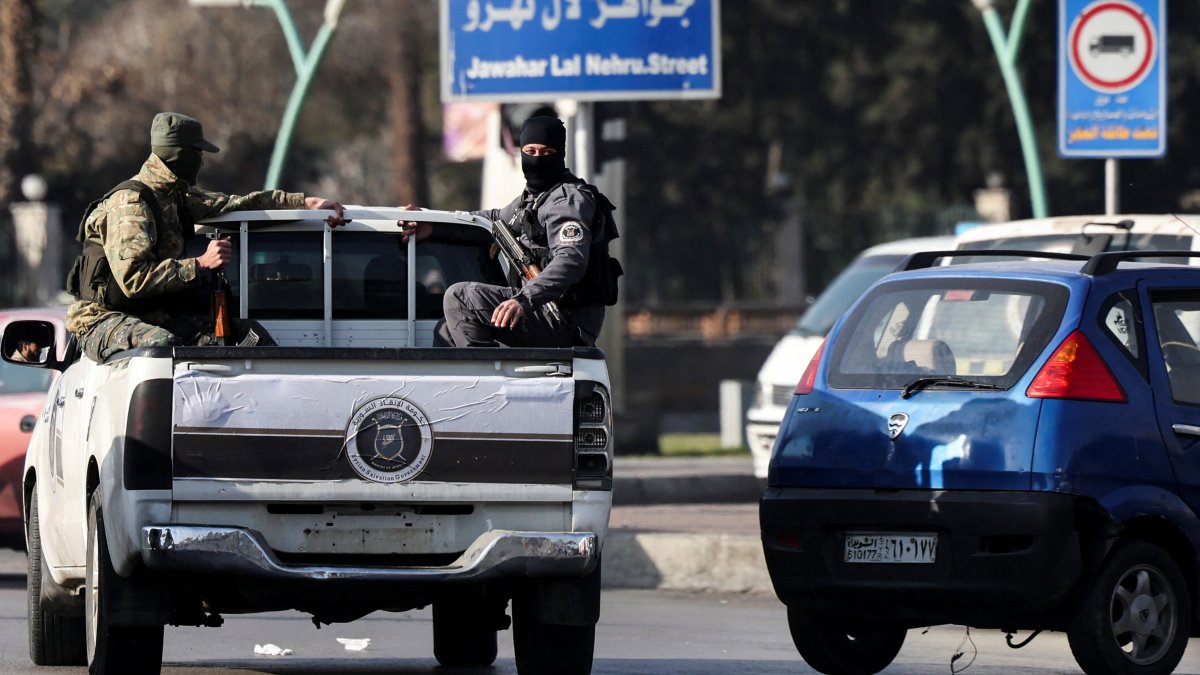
512, 612, 595, 675
1067, 540, 1191, 675
26, 484, 86, 665
786, 606, 905, 675
85, 491, 164, 675
432, 600, 498, 667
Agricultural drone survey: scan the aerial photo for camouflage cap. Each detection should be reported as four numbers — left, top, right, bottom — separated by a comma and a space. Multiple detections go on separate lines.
150, 112, 220, 153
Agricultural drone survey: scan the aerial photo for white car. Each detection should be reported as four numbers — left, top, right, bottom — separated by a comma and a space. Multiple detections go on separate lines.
746, 236, 957, 478
954, 213, 1200, 259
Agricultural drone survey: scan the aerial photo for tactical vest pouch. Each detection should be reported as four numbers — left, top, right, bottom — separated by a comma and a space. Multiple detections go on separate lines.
563, 250, 623, 307
66, 243, 110, 303
65, 179, 178, 314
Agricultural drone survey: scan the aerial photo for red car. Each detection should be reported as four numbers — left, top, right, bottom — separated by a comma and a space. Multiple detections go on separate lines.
0, 307, 66, 550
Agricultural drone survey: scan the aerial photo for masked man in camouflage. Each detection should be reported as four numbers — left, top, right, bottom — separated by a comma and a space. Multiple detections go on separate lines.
66, 112, 345, 362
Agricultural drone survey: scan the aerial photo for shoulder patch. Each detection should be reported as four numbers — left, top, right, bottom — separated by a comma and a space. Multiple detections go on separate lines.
559, 221, 585, 244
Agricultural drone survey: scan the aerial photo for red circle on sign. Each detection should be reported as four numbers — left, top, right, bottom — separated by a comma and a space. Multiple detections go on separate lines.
1069, 1, 1154, 91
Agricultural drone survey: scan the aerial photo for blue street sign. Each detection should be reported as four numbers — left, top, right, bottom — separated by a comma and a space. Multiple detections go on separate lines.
440, 0, 721, 102
1058, 0, 1166, 157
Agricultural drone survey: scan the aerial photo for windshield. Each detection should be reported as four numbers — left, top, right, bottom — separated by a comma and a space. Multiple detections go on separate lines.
0, 359, 53, 395
828, 278, 1068, 390
791, 254, 905, 337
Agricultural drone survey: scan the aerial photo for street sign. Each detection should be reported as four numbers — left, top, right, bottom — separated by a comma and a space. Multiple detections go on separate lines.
440, 0, 721, 102
1058, 0, 1166, 157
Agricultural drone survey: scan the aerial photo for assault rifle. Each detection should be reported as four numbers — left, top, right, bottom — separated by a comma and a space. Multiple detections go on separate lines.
490, 219, 563, 325
207, 233, 233, 346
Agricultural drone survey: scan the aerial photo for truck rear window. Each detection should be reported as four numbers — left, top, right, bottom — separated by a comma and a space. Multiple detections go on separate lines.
827, 278, 1068, 390
192, 231, 506, 320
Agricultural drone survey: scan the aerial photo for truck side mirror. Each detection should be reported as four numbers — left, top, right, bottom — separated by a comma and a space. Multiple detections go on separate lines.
2, 320, 59, 370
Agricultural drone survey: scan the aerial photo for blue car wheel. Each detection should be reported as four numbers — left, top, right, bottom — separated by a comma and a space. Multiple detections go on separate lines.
1067, 540, 1192, 675
786, 605, 906, 675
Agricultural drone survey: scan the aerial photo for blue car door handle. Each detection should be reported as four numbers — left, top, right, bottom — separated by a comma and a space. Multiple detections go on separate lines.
1172, 423, 1200, 437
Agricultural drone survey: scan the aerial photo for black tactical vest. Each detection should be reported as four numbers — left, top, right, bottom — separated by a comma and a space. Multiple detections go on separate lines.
514, 180, 623, 307
65, 180, 193, 315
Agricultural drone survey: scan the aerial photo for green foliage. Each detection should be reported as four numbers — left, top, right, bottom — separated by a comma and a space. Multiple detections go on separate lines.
7, 0, 1200, 311
658, 433, 748, 457
621, 0, 1200, 305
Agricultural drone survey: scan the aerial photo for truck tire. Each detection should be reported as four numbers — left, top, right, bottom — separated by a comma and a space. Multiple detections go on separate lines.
512, 612, 595, 675
432, 600, 498, 667
786, 606, 905, 675
26, 484, 86, 666
1067, 539, 1191, 675
85, 491, 164, 675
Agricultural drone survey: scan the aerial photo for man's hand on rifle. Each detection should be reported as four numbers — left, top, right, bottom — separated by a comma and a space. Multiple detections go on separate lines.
196, 237, 232, 270
492, 297, 525, 329
397, 204, 433, 244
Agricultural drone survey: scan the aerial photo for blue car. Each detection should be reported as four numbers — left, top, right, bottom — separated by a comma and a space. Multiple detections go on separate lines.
761, 250, 1200, 675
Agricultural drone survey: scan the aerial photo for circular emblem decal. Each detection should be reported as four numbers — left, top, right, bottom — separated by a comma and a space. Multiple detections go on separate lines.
559, 221, 585, 244
345, 397, 433, 483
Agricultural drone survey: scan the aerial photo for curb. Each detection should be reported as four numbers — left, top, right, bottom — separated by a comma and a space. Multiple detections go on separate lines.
612, 473, 763, 506
611, 457, 762, 506
601, 530, 772, 594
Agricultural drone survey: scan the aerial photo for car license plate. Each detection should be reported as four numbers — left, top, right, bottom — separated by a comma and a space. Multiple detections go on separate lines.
844, 532, 937, 563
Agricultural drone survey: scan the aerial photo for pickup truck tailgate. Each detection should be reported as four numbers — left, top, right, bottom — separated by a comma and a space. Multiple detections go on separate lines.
170, 352, 576, 492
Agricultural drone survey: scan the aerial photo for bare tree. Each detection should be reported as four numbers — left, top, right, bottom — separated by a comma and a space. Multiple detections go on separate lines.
0, 0, 37, 207
388, 0, 430, 206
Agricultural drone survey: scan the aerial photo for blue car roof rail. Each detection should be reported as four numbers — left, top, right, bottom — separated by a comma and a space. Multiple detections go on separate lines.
1081, 250, 1200, 276
896, 249, 1089, 272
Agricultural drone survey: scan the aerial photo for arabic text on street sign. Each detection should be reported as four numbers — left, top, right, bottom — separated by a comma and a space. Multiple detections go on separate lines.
1058, 0, 1166, 158
441, 0, 721, 102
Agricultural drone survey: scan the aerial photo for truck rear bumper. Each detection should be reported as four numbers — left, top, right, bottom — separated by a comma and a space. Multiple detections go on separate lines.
141, 526, 598, 581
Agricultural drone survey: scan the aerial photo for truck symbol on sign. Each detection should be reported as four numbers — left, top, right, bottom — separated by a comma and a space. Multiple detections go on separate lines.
1090, 34, 1135, 56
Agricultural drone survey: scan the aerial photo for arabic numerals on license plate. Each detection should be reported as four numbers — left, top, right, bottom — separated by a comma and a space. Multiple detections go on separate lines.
845, 532, 937, 563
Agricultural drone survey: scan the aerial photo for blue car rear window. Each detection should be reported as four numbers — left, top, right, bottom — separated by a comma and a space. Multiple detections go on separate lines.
828, 278, 1069, 390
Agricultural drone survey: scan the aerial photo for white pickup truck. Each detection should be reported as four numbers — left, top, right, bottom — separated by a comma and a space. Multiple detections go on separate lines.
4, 208, 612, 675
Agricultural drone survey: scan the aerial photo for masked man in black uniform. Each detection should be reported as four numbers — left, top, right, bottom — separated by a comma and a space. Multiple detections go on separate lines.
399, 115, 619, 348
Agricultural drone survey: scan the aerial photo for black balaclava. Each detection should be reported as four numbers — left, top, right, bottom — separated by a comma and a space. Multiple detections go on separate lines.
519, 116, 567, 192
153, 145, 204, 186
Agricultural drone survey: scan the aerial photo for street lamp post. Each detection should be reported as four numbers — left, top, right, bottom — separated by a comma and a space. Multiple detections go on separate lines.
972, 0, 1048, 219
189, 0, 346, 190
9, 174, 63, 306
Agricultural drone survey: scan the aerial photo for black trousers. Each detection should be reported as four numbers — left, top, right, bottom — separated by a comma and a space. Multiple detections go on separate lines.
442, 282, 580, 348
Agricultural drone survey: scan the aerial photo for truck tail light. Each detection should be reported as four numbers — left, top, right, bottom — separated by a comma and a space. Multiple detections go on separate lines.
124, 378, 173, 489
574, 382, 612, 490
794, 339, 827, 395
1027, 330, 1126, 402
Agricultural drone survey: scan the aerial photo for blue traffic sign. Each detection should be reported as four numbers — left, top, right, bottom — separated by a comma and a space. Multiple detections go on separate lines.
1058, 0, 1166, 157
440, 0, 721, 102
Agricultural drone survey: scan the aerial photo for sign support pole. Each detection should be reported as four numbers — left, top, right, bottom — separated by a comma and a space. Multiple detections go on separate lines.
1059, 0, 1166, 211
573, 101, 593, 183
1105, 159, 1119, 216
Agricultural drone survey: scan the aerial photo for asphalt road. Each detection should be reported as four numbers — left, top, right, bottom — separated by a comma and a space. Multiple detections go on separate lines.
2, 571, 1197, 674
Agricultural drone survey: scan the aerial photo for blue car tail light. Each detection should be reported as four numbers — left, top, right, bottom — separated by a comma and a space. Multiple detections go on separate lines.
1027, 329, 1126, 402
793, 338, 826, 396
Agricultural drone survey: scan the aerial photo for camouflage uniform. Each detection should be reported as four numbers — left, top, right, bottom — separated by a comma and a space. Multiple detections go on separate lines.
68, 153, 305, 361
